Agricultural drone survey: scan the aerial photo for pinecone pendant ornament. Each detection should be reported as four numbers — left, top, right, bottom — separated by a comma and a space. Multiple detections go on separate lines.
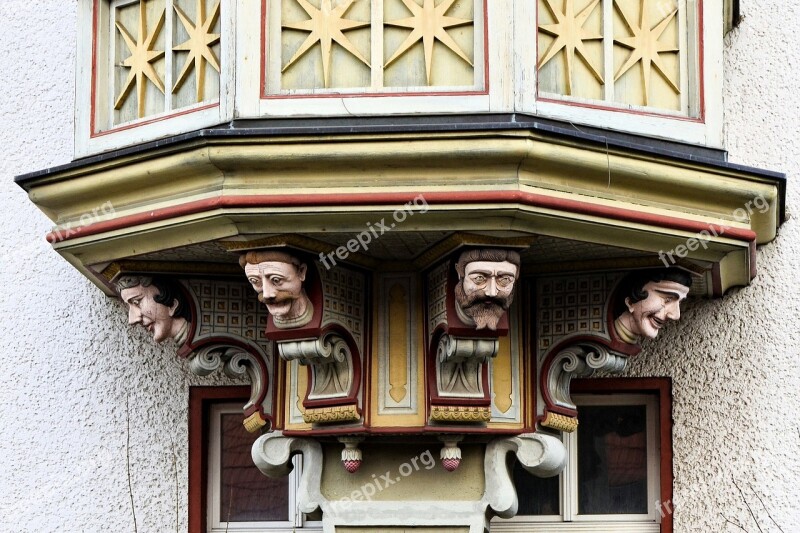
439, 435, 463, 472
339, 436, 364, 473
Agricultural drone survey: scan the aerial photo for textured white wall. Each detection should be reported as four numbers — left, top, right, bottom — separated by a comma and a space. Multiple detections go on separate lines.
625, 1, 800, 531
0, 3, 236, 532
0, 1, 797, 533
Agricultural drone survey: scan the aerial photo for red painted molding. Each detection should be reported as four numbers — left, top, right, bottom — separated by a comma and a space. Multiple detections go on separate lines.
47, 190, 758, 245
188, 386, 251, 533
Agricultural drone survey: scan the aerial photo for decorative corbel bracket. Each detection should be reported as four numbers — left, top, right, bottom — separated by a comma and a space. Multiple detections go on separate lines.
251, 431, 324, 515
277, 329, 361, 423
483, 432, 567, 519
188, 343, 274, 432
540, 341, 628, 432
432, 333, 499, 410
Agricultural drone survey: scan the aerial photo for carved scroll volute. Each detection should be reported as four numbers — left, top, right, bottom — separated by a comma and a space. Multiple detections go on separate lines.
277, 329, 362, 424
540, 341, 628, 433
189, 343, 274, 432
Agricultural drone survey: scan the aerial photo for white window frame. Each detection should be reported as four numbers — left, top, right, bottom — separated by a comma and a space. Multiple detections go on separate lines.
492, 393, 662, 533
207, 403, 323, 533
522, 0, 724, 147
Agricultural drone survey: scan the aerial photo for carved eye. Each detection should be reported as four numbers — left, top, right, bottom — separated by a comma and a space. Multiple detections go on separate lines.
469, 274, 486, 285
269, 276, 284, 286
496, 275, 514, 288
248, 277, 262, 287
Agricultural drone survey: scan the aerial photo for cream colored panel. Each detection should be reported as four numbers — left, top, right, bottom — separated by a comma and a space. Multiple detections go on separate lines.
537, 0, 692, 115
113, 0, 167, 123
281, 0, 372, 90
613, 0, 681, 110
383, 0, 475, 87
171, 0, 222, 107
537, 0, 604, 101
489, 306, 521, 423
109, 0, 222, 127
378, 275, 418, 414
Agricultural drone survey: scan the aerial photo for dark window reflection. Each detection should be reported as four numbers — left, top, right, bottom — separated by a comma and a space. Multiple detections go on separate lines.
512, 459, 560, 515
577, 404, 648, 515
220, 414, 289, 522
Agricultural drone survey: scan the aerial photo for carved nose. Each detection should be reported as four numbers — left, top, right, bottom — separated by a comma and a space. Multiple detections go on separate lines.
128, 307, 140, 325
666, 303, 680, 320
263, 283, 277, 300
485, 278, 498, 297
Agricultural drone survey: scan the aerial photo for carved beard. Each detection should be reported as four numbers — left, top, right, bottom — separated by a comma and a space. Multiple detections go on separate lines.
455, 282, 513, 330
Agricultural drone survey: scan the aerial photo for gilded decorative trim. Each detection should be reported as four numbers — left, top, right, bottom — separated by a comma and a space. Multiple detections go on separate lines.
303, 404, 360, 424
244, 411, 268, 433
430, 405, 491, 422
542, 411, 579, 433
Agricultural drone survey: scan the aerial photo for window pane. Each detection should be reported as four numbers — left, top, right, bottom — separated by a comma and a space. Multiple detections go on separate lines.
220, 414, 289, 521
512, 459, 560, 515
577, 404, 648, 515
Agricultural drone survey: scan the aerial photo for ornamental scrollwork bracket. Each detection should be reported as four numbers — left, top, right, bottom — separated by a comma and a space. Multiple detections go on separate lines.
187, 341, 275, 433
277, 329, 361, 423
540, 341, 628, 433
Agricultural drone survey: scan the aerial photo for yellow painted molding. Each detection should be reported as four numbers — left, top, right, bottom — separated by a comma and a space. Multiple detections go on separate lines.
492, 335, 513, 414
387, 283, 409, 404
221, 234, 380, 268
99, 260, 241, 282
430, 405, 491, 423
542, 411, 579, 433
412, 232, 535, 269
243, 411, 268, 433
20, 129, 780, 296
303, 404, 360, 424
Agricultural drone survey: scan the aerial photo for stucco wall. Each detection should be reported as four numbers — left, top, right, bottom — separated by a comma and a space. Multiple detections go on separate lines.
0, 1, 797, 533
0, 4, 237, 532
624, 1, 800, 531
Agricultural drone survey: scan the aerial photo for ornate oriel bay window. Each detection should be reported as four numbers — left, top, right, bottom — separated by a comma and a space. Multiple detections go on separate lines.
77, 0, 735, 155
19, 0, 784, 532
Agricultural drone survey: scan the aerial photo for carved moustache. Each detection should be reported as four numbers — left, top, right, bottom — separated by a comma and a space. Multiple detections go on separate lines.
455, 283, 513, 330
257, 291, 296, 305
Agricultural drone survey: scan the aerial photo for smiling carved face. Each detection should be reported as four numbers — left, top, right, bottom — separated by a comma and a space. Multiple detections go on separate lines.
120, 283, 180, 343
625, 280, 690, 339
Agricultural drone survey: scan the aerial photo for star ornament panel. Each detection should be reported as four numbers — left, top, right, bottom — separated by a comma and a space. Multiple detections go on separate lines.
537, 0, 700, 117
102, 0, 222, 128
267, 0, 485, 94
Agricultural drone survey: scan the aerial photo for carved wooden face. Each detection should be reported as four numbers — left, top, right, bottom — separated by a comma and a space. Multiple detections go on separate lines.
462, 260, 517, 299
625, 280, 690, 339
244, 260, 309, 322
120, 283, 180, 343
456, 260, 518, 330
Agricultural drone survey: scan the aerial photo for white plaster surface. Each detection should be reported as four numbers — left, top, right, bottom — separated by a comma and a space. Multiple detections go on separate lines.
623, 2, 800, 531
0, 1, 798, 533
0, 6, 239, 533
